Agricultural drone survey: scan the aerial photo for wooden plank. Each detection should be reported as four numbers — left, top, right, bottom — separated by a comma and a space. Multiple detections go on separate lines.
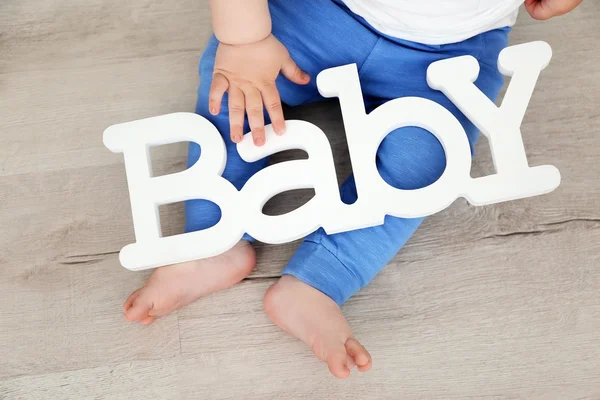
0, 0, 210, 177
0, 166, 180, 379
0, 0, 599, 398
1, 228, 597, 399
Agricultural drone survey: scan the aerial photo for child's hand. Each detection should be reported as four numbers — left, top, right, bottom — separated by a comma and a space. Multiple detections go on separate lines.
209, 34, 310, 146
525, 0, 584, 20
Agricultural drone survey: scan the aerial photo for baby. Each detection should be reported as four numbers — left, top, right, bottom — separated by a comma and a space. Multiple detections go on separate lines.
123, 0, 583, 378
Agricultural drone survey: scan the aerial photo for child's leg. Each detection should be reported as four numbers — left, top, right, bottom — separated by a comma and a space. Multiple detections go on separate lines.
124, 0, 378, 326
266, 27, 510, 376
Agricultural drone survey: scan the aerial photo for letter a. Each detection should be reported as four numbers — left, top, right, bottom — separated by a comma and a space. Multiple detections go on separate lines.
237, 121, 342, 243
103, 112, 243, 271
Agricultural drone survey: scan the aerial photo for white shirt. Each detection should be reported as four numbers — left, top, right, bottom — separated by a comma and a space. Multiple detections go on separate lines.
341, 0, 522, 44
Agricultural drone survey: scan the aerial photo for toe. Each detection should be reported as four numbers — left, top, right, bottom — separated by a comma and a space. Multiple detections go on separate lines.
123, 289, 153, 322
345, 337, 372, 372
140, 316, 156, 325
327, 349, 356, 379
123, 288, 141, 314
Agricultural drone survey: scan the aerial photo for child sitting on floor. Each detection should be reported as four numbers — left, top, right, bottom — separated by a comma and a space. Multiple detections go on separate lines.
123, 0, 583, 379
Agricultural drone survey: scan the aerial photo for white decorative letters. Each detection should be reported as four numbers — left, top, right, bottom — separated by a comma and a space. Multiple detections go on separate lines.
104, 41, 561, 271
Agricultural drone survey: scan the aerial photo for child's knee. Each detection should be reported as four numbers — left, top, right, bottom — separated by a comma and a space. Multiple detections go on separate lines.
377, 126, 448, 190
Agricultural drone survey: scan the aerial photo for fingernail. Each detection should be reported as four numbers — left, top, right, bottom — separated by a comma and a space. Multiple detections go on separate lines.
276, 127, 286, 136
210, 107, 217, 115
254, 137, 265, 146
233, 135, 241, 143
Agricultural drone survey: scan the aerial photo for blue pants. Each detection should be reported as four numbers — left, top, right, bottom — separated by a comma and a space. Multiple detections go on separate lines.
185, 0, 510, 305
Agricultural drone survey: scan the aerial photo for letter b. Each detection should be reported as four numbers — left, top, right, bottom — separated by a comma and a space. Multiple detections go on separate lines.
104, 113, 243, 271
317, 64, 474, 222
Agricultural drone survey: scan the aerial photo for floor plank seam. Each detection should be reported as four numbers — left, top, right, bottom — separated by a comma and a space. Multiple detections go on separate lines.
243, 275, 281, 281
541, 217, 600, 228
54, 250, 121, 266
64, 250, 121, 259
481, 227, 560, 240
176, 310, 183, 357
479, 217, 600, 241
0, 356, 181, 385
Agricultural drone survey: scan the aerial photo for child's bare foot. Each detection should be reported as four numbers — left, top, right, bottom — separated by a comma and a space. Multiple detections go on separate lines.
123, 241, 256, 325
264, 275, 372, 378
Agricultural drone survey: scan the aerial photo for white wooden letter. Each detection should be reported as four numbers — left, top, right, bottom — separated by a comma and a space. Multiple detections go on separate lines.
237, 120, 341, 243
103, 112, 243, 271
317, 64, 474, 222
427, 41, 561, 204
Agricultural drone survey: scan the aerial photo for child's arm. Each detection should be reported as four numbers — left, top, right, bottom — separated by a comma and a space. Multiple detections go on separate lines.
208, 0, 310, 146
525, 0, 584, 20
210, 0, 271, 45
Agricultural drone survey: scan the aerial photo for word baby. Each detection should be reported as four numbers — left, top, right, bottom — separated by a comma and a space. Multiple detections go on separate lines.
104, 41, 561, 271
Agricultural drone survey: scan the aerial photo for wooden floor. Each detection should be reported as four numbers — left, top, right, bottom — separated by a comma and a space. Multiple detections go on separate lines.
1, 1, 599, 399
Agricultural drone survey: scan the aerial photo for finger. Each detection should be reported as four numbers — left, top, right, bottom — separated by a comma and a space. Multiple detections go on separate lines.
228, 86, 245, 143
261, 83, 286, 135
244, 87, 266, 146
209, 73, 229, 115
281, 57, 310, 85
524, 0, 553, 20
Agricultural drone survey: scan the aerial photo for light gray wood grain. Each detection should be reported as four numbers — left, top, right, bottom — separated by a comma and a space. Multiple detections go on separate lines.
0, 0, 599, 398
1, 227, 599, 399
